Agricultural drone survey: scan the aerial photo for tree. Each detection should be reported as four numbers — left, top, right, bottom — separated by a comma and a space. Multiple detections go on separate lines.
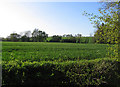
66, 34, 73, 37
21, 31, 31, 42
94, 23, 107, 43
63, 34, 66, 37
61, 37, 76, 43
50, 35, 62, 42
83, 1, 119, 58
76, 34, 82, 37
8, 33, 21, 42
32, 29, 48, 42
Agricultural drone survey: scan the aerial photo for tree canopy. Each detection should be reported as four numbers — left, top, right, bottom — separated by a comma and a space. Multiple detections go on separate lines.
83, 1, 119, 59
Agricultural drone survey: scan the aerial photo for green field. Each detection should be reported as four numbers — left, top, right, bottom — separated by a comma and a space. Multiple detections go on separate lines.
2, 42, 119, 87
2, 42, 108, 61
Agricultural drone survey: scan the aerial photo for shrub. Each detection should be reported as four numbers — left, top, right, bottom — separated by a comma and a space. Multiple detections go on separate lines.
49, 35, 62, 42
2, 58, 120, 87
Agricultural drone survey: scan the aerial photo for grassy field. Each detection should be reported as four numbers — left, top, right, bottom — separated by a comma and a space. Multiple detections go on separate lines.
2, 42, 108, 61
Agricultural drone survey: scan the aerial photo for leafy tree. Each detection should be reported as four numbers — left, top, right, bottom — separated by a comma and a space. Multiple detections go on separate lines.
21, 31, 31, 42
94, 23, 107, 43
83, 1, 119, 59
32, 29, 39, 42
8, 33, 21, 42
21, 35, 29, 42
32, 29, 48, 42
66, 34, 73, 37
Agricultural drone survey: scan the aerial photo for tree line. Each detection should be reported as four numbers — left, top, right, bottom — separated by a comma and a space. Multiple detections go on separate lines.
2, 29, 48, 42
1, 25, 118, 44
1, 28, 96, 43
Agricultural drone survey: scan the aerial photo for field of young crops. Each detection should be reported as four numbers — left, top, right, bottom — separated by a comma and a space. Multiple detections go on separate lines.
2, 42, 108, 61
2, 42, 120, 87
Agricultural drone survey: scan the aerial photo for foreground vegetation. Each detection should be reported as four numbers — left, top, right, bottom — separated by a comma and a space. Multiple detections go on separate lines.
2, 58, 119, 87
2, 42, 120, 87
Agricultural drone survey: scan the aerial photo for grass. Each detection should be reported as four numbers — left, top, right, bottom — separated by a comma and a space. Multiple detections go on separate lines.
2, 42, 108, 61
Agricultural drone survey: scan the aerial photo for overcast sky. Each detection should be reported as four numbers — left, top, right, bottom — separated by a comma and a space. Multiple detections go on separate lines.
0, 0, 102, 38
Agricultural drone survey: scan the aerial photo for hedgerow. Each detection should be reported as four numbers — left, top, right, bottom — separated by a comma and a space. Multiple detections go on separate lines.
2, 58, 120, 87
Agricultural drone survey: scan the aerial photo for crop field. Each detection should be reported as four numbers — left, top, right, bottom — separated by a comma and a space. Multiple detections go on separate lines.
2, 42, 108, 61
2, 42, 119, 87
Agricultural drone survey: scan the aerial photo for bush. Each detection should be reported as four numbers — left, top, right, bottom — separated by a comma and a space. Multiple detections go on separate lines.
49, 35, 62, 42
61, 37, 76, 43
2, 58, 120, 87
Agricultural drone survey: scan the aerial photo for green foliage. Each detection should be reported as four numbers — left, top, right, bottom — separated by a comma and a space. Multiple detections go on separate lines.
52, 37, 94, 43
49, 35, 62, 42
83, 1, 119, 60
20, 31, 31, 42
2, 42, 119, 86
61, 37, 76, 43
2, 58, 120, 86
46, 37, 52, 42
80, 37, 94, 43
6, 33, 21, 42
21, 35, 30, 42
32, 29, 48, 42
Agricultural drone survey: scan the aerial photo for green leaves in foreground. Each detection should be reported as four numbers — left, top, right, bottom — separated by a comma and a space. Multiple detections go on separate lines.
83, 1, 120, 60
2, 58, 120, 87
